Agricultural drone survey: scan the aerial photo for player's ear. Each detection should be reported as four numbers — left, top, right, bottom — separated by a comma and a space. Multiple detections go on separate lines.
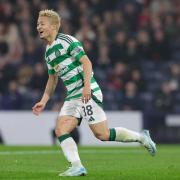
53, 24, 59, 32
51, 24, 56, 30
55, 23, 60, 32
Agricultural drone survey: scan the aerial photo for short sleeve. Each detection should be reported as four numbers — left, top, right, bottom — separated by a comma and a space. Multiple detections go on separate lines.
67, 41, 86, 61
45, 58, 55, 74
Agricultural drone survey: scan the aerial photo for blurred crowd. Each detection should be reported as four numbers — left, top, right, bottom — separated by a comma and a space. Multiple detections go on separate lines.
0, 0, 180, 115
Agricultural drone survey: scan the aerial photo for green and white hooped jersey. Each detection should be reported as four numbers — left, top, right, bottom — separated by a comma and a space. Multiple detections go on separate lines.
45, 33, 101, 101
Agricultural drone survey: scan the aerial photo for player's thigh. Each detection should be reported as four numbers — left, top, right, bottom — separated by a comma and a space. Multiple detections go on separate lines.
55, 115, 79, 136
89, 120, 110, 141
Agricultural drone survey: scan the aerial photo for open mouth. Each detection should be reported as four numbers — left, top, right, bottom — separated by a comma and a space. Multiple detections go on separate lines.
39, 31, 44, 36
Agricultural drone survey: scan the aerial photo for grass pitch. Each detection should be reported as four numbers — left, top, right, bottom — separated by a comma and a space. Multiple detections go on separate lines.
0, 145, 180, 180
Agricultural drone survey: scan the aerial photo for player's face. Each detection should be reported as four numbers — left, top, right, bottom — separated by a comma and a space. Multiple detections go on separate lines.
37, 16, 53, 40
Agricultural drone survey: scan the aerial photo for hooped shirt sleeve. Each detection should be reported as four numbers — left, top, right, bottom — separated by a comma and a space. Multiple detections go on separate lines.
66, 39, 86, 61
45, 47, 56, 75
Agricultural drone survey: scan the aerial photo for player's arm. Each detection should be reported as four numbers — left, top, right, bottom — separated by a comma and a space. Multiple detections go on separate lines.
80, 55, 92, 103
41, 74, 58, 103
32, 74, 58, 115
67, 38, 91, 103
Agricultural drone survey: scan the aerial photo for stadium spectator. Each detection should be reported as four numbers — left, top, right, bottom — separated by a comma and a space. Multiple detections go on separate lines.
108, 62, 127, 90
124, 38, 140, 65
143, 81, 175, 141
120, 81, 142, 110
151, 29, 171, 61
110, 30, 127, 64
96, 43, 110, 68
154, 81, 175, 113
129, 68, 146, 92
136, 29, 152, 60
168, 63, 180, 91
29, 62, 48, 93
1, 80, 23, 110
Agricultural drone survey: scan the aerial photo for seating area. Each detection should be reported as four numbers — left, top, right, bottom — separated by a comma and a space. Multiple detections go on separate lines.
0, 0, 180, 114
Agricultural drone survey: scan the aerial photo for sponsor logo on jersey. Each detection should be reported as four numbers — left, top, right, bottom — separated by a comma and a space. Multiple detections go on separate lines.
54, 64, 61, 72
58, 66, 70, 76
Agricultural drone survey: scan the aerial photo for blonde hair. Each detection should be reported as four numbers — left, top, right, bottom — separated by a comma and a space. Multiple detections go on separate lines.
39, 9, 61, 31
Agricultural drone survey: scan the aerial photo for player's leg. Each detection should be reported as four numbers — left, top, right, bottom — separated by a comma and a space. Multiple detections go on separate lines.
89, 121, 156, 156
85, 94, 156, 156
89, 120, 141, 142
55, 115, 87, 176
55, 115, 80, 166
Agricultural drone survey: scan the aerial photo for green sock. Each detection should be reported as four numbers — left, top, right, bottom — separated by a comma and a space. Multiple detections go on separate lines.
58, 134, 71, 143
109, 128, 116, 141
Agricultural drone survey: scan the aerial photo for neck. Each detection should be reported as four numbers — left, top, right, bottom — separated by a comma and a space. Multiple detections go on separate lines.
46, 31, 58, 45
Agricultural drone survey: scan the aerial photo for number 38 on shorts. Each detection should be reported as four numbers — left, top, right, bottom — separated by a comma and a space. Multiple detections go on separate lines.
59, 94, 107, 125
81, 98, 106, 124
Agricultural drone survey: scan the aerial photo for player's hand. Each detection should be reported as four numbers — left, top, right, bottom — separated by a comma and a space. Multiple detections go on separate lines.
32, 101, 46, 116
82, 86, 91, 103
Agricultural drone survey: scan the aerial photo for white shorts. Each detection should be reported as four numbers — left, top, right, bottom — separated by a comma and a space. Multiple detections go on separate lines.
59, 93, 107, 125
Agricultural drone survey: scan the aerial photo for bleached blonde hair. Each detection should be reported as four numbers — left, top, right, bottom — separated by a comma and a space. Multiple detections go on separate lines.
39, 9, 61, 31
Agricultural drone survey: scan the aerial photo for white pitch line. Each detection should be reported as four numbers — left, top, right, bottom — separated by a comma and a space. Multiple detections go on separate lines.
0, 150, 60, 155
0, 149, 142, 155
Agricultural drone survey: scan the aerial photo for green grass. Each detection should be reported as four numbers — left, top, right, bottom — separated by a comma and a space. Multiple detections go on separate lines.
0, 145, 180, 180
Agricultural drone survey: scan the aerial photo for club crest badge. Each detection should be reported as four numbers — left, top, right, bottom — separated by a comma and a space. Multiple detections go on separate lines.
55, 50, 61, 57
